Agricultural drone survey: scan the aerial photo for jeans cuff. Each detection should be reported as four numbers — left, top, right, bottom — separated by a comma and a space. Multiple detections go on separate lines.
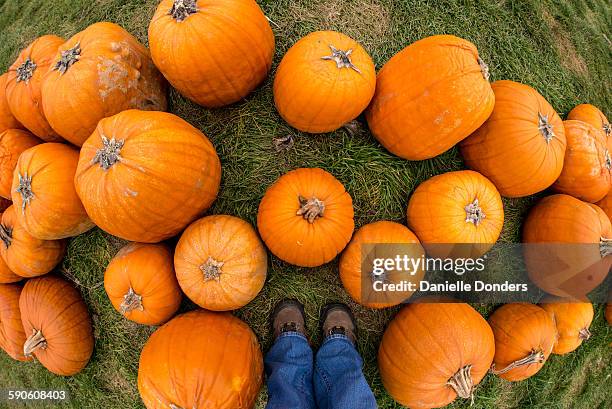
277, 331, 308, 342
323, 333, 354, 345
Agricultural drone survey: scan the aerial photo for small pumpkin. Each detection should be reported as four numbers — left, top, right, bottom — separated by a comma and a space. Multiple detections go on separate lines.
339, 221, 425, 309
104, 242, 181, 325
0, 74, 24, 132
567, 103, 610, 149
148, 0, 274, 108
175, 215, 267, 311
5, 35, 65, 141
12, 143, 94, 240
41, 22, 167, 146
258, 168, 354, 267
539, 296, 593, 355
523, 194, 611, 298
0, 205, 66, 278
0, 283, 28, 361
0, 128, 41, 199
75, 110, 221, 243
274, 31, 376, 133
488, 303, 556, 381
19, 275, 94, 375
378, 302, 494, 408
138, 310, 263, 409
366, 34, 494, 160
460, 80, 566, 197
406, 170, 504, 258
595, 193, 612, 222
552, 120, 610, 203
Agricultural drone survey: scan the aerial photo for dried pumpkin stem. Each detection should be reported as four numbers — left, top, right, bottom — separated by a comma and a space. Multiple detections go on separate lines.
120, 287, 144, 314
297, 195, 325, 223
447, 364, 474, 402
322, 45, 361, 73
53, 42, 81, 75
16, 58, 37, 83
200, 257, 224, 281
490, 349, 545, 375
465, 198, 485, 226
605, 150, 611, 171
170, 0, 198, 22
16, 172, 34, 213
579, 327, 591, 340
600, 237, 612, 257
538, 112, 555, 143
603, 123, 611, 138
477, 57, 490, 81
0, 224, 12, 249
93, 136, 124, 170
23, 329, 47, 357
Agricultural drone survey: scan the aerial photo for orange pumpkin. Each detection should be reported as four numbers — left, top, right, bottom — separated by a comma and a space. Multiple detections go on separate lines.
567, 103, 610, 149
148, 0, 274, 108
0, 205, 66, 278
5, 35, 65, 141
104, 242, 181, 325
0, 283, 28, 361
138, 310, 263, 409
0, 128, 41, 199
175, 215, 267, 311
378, 302, 494, 408
339, 221, 425, 309
274, 31, 376, 133
366, 35, 494, 160
595, 193, 612, 222
12, 143, 93, 239
20, 275, 94, 375
539, 296, 593, 355
488, 303, 556, 381
460, 80, 566, 197
41, 22, 167, 146
258, 168, 354, 267
552, 120, 610, 203
0, 74, 24, 132
0, 244, 21, 284
75, 110, 221, 243
523, 194, 611, 298
406, 170, 504, 258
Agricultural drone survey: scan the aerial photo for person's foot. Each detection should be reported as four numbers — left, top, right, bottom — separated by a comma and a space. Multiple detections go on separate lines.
320, 302, 357, 344
271, 299, 306, 340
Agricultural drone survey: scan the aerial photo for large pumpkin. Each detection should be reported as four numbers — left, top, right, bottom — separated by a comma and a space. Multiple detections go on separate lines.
75, 110, 221, 243
258, 168, 354, 267
0, 74, 24, 133
148, 0, 274, 108
488, 303, 556, 381
0, 128, 41, 199
0, 283, 28, 361
366, 35, 494, 160
406, 170, 504, 258
138, 310, 263, 409
552, 120, 610, 203
595, 193, 612, 222
12, 143, 93, 239
174, 215, 267, 311
339, 221, 425, 309
460, 80, 566, 197
378, 302, 494, 408
5, 35, 65, 141
567, 103, 610, 149
104, 242, 181, 325
539, 296, 593, 355
274, 31, 376, 133
19, 275, 94, 375
0, 205, 66, 278
41, 22, 167, 146
523, 194, 611, 298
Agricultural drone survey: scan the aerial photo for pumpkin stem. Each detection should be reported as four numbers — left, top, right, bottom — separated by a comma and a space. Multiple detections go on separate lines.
604, 150, 611, 171
477, 57, 490, 81
297, 195, 325, 223
538, 112, 555, 143
16, 58, 37, 83
200, 257, 224, 281
579, 327, 591, 340
603, 123, 611, 138
490, 349, 545, 375
53, 42, 81, 75
447, 364, 474, 402
23, 329, 47, 357
120, 287, 144, 314
600, 237, 612, 257
16, 172, 34, 213
170, 0, 198, 22
0, 224, 12, 249
321, 45, 362, 73
465, 198, 485, 226
92, 136, 124, 170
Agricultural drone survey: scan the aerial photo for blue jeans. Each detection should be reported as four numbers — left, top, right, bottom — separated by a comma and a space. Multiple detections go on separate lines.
264, 332, 377, 409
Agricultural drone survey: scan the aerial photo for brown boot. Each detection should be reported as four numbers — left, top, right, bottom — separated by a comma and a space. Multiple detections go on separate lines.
320, 302, 357, 344
271, 299, 306, 340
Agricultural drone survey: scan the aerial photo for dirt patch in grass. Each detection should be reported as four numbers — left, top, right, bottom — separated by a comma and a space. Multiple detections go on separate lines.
541, 9, 588, 77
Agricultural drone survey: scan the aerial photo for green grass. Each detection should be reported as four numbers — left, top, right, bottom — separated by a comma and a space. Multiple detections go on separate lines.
1, 0, 612, 408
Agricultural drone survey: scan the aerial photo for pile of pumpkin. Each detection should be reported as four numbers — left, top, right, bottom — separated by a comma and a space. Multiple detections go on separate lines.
0, 0, 610, 408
